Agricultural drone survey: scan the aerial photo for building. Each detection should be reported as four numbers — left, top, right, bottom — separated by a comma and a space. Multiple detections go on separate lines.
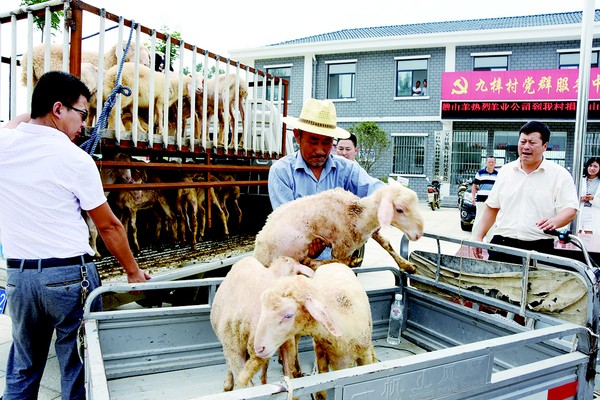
230, 10, 600, 200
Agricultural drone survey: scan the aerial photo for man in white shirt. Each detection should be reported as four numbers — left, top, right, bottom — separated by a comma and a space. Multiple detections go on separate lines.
472, 121, 578, 263
0, 71, 150, 400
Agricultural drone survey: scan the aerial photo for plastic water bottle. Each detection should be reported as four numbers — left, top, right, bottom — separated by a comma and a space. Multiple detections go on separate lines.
387, 293, 403, 345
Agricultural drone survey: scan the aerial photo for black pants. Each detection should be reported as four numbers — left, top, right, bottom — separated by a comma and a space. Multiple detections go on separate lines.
488, 235, 555, 264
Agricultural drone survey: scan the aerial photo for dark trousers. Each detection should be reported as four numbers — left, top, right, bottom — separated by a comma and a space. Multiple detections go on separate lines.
488, 235, 555, 264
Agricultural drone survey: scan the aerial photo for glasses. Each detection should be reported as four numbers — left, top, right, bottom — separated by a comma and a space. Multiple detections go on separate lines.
64, 104, 88, 122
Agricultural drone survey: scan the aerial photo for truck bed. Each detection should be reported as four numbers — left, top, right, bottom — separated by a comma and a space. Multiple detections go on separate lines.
84, 234, 600, 399
105, 337, 426, 400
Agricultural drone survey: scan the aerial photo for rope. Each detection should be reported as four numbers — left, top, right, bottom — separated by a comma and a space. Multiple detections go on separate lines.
283, 376, 294, 400
80, 21, 136, 155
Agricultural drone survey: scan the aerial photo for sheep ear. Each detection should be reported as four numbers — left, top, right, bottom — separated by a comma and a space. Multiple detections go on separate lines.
304, 297, 341, 337
294, 264, 315, 278
377, 192, 394, 228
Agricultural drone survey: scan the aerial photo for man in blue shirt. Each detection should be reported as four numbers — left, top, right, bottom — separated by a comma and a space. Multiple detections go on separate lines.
268, 98, 384, 257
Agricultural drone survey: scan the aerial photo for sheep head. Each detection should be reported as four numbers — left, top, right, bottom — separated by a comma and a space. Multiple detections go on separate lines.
254, 276, 339, 359
375, 177, 423, 241
270, 256, 315, 278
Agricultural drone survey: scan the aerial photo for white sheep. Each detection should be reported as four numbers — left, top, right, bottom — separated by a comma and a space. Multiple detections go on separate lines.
103, 63, 194, 136
210, 256, 315, 391
20, 41, 150, 87
254, 177, 423, 273
253, 262, 376, 399
193, 73, 248, 147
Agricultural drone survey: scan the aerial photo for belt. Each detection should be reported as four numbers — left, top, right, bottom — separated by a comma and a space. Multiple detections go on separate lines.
7, 254, 93, 269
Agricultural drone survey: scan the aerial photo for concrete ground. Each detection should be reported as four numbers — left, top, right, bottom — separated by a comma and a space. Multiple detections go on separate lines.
0, 202, 466, 399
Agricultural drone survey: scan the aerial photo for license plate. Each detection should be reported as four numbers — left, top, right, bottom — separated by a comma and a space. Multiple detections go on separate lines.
0, 289, 6, 314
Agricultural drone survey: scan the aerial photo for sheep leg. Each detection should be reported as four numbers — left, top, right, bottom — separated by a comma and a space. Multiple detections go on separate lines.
221, 344, 244, 391
237, 102, 245, 147
371, 229, 416, 274
357, 344, 377, 365
188, 195, 198, 248
129, 209, 141, 254
237, 356, 267, 388
209, 187, 230, 236
314, 342, 329, 400
157, 195, 179, 242
197, 202, 206, 240
279, 338, 302, 378
175, 193, 187, 243
224, 370, 234, 392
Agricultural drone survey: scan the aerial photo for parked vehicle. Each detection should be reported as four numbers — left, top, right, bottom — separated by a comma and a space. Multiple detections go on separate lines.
427, 178, 441, 210
457, 179, 476, 231
459, 192, 477, 231
457, 179, 471, 204
83, 232, 600, 399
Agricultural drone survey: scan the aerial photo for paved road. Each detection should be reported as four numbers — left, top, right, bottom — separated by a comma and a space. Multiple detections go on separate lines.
0, 202, 464, 399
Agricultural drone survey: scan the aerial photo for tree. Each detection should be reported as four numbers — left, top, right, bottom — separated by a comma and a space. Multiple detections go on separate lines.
183, 63, 222, 79
20, 0, 63, 41
349, 121, 390, 174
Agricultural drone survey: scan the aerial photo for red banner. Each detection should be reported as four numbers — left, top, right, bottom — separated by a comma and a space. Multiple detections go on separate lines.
442, 68, 600, 101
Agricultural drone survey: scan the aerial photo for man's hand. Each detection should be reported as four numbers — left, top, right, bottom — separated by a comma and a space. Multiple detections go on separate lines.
536, 217, 560, 232
470, 237, 485, 259
307, 238, 328, 258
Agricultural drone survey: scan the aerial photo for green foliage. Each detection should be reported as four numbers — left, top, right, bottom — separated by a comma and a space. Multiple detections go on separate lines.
20, 0, 63, 38
149, 26, 183, 69
183, 63, 222, 79
348, 121, 390, 174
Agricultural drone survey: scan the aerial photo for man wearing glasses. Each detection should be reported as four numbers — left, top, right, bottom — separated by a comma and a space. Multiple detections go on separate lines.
0, 71, 150, 400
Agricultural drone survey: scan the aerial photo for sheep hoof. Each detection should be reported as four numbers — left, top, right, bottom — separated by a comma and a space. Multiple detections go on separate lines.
348, 257, 363, 268
400, 262, 417, 274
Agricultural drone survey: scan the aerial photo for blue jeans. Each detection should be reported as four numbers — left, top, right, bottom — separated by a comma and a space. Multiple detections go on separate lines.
3, 262, 101, 400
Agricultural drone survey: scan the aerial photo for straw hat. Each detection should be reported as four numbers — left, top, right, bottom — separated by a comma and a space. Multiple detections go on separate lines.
282, 98, 350, 139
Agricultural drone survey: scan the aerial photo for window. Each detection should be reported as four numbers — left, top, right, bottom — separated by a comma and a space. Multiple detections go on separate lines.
473, 55, 508, 71
493, 131, 567, 167
327, 61, 356, 99
396, 58, 428, 97
392, 134, 426, 175
558, 51, 600, 69
585, 132, 600, 160
265, 65, 291, 102
450, 131, 489, 184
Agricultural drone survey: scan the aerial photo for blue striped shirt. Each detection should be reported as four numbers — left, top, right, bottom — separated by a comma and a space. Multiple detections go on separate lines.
473, 167, 498, 202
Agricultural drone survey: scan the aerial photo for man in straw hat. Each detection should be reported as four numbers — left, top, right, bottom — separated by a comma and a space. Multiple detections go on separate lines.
268, 98, 384, 258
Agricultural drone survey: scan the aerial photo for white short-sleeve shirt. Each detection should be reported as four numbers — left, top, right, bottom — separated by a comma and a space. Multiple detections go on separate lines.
0, 123, 107, 258
486, 157, 579, 241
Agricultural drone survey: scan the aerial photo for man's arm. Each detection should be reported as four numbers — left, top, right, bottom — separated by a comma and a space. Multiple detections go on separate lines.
2, 113, 30, 128
471, 183, 479, 204
471, 205, 499, 259
87, 202, 150, 283
267, 167, 295, 210
536, 207, 578, 231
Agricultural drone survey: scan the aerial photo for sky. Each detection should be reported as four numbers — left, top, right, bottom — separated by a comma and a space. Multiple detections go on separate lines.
2, 0, 598, 58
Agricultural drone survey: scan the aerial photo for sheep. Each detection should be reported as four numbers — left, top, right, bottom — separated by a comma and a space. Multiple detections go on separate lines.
80, 62, 100, 125
103, 63, 194, 136
86, 153, 134, 257
210, 256, 315, 391
193, 73, 248, 147
20, 41, 150, 87
113, 167, 179, 253
253, 262, 376, 400
254, 177, 423, 273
